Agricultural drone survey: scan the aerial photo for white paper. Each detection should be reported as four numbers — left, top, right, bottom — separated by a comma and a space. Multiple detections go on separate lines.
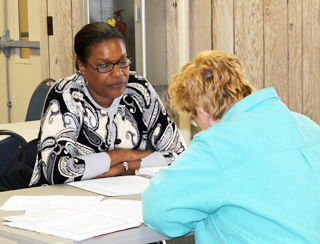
0, 195, 103, 211
68, 175, 150, 196
137, 166, 169, 177
92, 199, 143, 221
4, 208, 141, 241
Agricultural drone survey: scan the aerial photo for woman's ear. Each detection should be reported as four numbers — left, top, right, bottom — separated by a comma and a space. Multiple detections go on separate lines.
195, 107, 220, 128
195, 107, 211, 122
77, 60, 86, 77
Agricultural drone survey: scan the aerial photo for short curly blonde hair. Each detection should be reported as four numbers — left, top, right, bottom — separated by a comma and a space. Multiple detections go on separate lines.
169, 50, 256, 120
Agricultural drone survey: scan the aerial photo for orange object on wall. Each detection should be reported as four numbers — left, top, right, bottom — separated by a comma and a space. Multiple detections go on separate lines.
112, 9, 127, 41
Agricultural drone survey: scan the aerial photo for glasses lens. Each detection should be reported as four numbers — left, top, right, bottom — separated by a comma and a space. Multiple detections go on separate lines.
98, 64, 113, 73
96, 58, 133, 73
118, 57, 132, 68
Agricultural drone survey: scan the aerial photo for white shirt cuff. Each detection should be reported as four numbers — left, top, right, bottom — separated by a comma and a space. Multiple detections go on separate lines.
81, 152, 111, 180
140, 152, 167, 168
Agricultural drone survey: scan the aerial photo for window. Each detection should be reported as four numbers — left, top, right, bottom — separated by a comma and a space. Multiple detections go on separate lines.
18, 0, 29, 59
89, 0, 136, 72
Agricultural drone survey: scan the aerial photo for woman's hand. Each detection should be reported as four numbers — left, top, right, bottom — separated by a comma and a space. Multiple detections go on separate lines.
94, 163, 127, 178
94, 149, 152, 178
94, 159, 142, 178
107, 148, 152, 167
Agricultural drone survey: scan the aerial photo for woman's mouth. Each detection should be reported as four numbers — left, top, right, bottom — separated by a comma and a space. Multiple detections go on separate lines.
108, 81, 125, 89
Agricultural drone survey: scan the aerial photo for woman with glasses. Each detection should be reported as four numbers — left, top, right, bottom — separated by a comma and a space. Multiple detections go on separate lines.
29, 22, 186, 186
142, 50, 320, 243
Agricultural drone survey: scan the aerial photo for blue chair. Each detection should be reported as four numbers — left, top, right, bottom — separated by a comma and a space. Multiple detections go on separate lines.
0, 130, 27, 176
25, 78, 55, 121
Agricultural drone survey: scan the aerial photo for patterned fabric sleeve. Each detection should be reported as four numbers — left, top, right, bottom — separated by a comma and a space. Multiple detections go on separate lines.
128, 76, 186, 165
30, 73, 90, 186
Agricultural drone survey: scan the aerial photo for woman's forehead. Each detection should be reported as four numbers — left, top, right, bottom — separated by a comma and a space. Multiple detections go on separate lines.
88, 39, 127, 61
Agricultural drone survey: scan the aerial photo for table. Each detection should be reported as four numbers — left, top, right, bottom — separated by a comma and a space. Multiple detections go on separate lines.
0, 120, 40, 142
0, 184, 174, 244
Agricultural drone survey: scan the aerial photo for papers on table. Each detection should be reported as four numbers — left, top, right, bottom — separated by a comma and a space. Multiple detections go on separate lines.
1, 196, 143, 241
93, 199, 143, 222
0, 195, 103, 211
4, 207, 141, 241
68, 175, 150, 196
136, 166, 169, 178
0, 175, 151, 241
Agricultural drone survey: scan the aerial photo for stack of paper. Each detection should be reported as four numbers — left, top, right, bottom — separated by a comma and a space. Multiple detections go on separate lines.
92, 199, 143, 222
136, 166, 169, 178
68, 175, 150, 196
1, 196, 143, 241
0, 195, 103, 211
4, 208, 141, 241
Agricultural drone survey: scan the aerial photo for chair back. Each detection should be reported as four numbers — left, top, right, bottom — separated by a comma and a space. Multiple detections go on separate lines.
0, 130, 27, 176
25, 78, 55, 121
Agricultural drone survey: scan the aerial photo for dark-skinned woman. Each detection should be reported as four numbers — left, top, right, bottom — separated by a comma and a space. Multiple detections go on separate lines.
29, 22, 186, 186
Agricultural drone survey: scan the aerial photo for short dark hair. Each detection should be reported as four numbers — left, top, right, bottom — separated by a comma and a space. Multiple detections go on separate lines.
74, 22, 126, 69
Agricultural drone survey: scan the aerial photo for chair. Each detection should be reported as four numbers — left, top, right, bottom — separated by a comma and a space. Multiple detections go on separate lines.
25, 78, 55, 121
0, 130, 27, 176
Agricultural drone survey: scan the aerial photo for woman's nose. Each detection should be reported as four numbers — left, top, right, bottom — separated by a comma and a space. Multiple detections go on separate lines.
110, 63, 123, 77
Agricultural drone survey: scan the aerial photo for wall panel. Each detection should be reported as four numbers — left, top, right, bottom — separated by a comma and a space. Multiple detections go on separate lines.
166, 0, 179, 82
166, 0, 179, 122
264, 0, 288, 104
167, 0, 320, 126
71, 0, 83, 73
190, 0, 211, 60
212, 0, 233, 54
47, 0, 74, 80
288, 0, 303, 113
302, 0, 320, 123
234, 0, 264, 90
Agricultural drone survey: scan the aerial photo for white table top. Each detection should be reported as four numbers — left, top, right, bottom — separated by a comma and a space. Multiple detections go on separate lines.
0, 120, 40, 142
0, 122, 191, 243
0, 184, 174, 244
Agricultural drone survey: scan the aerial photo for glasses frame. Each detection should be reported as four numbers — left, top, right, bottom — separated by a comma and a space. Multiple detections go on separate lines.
191, 119, 198, 127
191, 111, 199, 127
83, 57, 133, 73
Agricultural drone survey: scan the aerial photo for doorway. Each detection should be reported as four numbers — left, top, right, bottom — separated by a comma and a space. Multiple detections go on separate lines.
0, 0, 41, 123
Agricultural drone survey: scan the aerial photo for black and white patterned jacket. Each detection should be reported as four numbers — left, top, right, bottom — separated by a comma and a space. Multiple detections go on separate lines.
30, 72, 186, 186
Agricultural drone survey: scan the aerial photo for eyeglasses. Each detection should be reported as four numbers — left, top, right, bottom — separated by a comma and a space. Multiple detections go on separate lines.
83, 57, 133, 73
191, 112, 198, 127
191, 119, 198, 127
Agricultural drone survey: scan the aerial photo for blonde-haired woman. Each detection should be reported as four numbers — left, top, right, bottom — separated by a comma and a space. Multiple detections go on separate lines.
142, 50, 320, 244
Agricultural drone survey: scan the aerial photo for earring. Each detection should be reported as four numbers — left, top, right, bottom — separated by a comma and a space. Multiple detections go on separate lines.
85, 78, 89, 86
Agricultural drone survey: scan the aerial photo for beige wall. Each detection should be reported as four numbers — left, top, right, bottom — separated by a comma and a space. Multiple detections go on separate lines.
40, 0, 84, 81
2, 0, 320, 127
166, 0, 320, 127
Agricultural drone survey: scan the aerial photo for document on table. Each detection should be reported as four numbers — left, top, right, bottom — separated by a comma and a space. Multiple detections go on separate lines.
0, 195, 103, 211
1, 196, 143, 241
92, 199, 143, 222
136, 166, 169, 178
3, 207, 142, 241
68, 175, 150, 196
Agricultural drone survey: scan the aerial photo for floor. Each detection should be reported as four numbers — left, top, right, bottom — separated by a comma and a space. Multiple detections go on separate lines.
167, 236, 195, 244
156, 235, 195, 244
